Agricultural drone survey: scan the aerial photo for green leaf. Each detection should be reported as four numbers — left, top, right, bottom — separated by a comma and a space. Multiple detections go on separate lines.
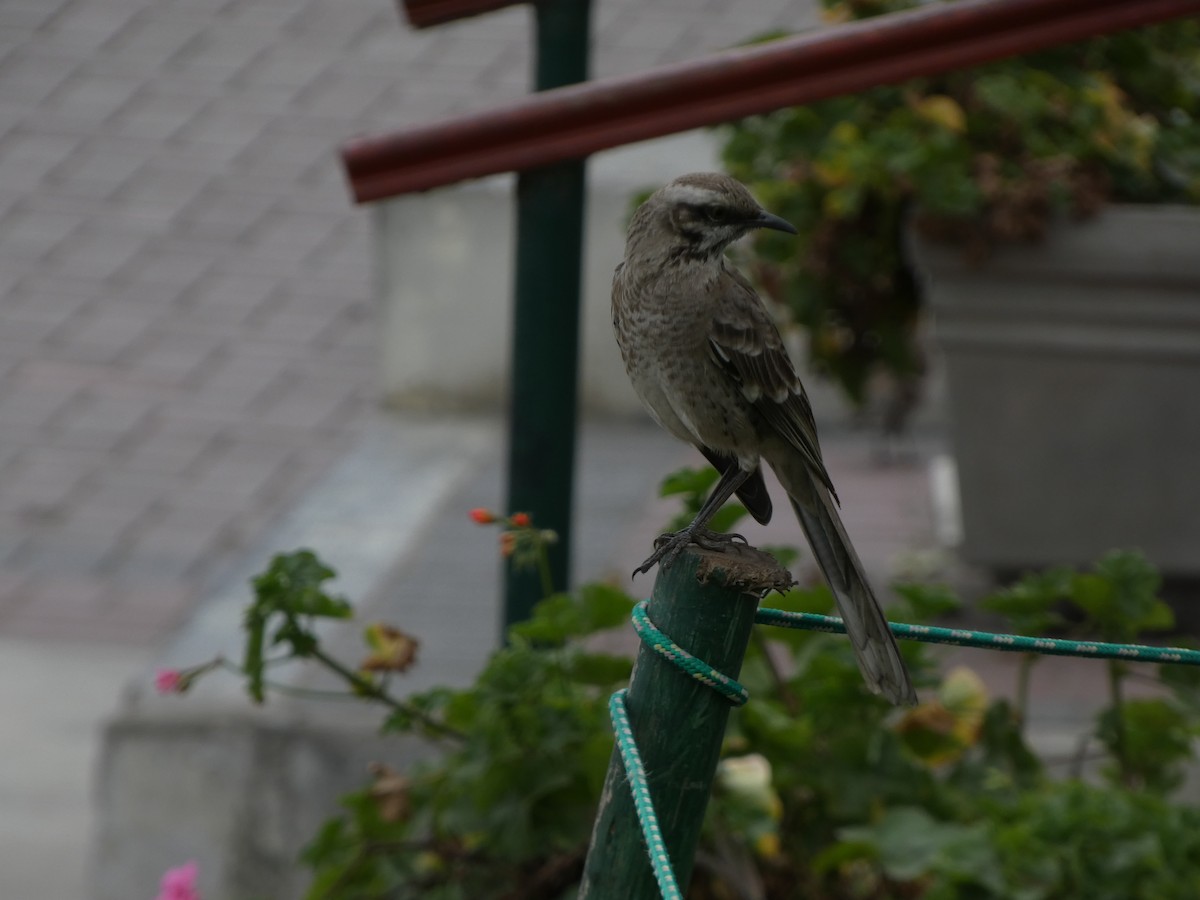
509, 584, 636, 644
562, 652, 633, 687
1097, 698, 1195, 792
241, 608, 266, 703
839, 807, 998, 885
1069, 554, 1171, 642
658, 465, 718, 499
250, 549, 353, 620
981, 568, 1072, 634
892, 582, 962, 621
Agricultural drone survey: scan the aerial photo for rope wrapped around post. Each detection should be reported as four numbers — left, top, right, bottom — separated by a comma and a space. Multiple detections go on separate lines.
580, 545, 792, 899
582, 545, 1200, 900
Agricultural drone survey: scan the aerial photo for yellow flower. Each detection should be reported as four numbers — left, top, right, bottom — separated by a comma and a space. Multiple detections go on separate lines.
895, 666, 988, 766
914, 95, 967, 133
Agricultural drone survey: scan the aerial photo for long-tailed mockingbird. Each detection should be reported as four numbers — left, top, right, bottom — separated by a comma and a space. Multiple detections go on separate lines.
612, 172, 916, 705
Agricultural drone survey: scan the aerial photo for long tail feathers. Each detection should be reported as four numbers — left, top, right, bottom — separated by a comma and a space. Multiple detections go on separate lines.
787, 491, 917, 706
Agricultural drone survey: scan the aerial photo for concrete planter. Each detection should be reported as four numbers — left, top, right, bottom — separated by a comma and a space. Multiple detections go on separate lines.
910, 205, 1200, 575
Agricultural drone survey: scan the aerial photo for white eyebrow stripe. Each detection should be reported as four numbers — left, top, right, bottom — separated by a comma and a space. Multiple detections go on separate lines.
663, 185, 720, 206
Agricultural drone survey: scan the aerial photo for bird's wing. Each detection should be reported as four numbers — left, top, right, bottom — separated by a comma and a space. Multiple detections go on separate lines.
707, 265, 839, 501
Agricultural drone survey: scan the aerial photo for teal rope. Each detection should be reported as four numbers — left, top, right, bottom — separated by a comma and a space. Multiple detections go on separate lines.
631, 601, 749, 705
755, 607, 1200, 667
611, 599, 1200, 900
608, 690, 684, 900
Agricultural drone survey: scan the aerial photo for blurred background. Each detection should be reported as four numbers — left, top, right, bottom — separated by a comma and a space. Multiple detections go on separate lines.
1, 0, 1197, 897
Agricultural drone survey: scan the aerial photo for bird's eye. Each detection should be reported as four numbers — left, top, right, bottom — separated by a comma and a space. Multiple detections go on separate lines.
704, 206, 730, 223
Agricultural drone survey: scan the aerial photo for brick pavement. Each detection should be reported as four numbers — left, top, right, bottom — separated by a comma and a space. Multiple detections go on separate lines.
0, 0, 821, 644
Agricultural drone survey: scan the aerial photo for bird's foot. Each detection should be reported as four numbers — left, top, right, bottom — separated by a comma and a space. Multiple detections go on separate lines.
632, 527, 748, 578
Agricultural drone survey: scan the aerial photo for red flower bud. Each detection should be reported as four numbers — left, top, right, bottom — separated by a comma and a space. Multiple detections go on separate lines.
155, 669, 184, 694
510, 512, 532, 528
469, 508, 496, 525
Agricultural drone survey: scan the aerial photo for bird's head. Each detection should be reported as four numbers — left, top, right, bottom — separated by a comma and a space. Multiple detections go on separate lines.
627, 172, 797, 263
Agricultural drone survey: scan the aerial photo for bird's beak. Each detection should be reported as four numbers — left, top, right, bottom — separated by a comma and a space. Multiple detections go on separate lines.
752, 210, 798, 235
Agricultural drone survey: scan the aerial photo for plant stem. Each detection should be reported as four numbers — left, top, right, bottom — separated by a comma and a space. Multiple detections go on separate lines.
1107, 659, 1129, 784
307, 643, 467, 743
751, 627, 799, 715
535, 538, 555, 600
1015, 652, 1036, 731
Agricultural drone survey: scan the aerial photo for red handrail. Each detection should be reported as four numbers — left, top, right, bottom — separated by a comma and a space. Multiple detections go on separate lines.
343, 0, 1200, 203
401, 0, 521, 29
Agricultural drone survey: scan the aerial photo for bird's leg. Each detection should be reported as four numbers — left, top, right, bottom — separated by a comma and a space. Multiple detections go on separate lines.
634, 465, 752, 576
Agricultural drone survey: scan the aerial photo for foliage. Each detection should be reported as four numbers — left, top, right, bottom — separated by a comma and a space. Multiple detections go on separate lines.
168, 493, 1200, 899
243, 550, 352, 703
719, 1, 1200, 414
303, 580, 635, 900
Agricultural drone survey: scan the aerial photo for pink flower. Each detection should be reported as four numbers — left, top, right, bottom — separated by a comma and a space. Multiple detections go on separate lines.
155, 860, 200, 900
155, 669, 183, 694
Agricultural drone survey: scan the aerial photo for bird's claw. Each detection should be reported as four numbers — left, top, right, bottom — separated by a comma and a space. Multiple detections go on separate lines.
631, 527, 749, 578
631, 532, 686, 577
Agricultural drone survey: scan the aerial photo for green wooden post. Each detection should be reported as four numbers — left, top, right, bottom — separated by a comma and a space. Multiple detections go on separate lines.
580, 546, 792, 898
503, 0, 592, 631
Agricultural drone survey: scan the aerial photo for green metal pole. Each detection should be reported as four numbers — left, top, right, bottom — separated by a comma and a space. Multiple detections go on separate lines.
503, 0, 592, 631
580, 546, 792, 898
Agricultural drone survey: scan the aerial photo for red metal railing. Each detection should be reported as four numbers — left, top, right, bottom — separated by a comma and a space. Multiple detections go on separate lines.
344, 0, 1200, 203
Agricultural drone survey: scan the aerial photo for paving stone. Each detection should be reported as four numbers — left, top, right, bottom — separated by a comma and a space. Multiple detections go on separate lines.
282, 0, 385, 48
117, 239, 224, 288
111, 166, 213, 225
73, 468, 175, 520
234, 130, 338, 184
0, 134, 81, 185
253, 366, 366, 425
0, 207, 84, 259
47, 229, 147, 280
48, 309, 154, 365
236, 43, 335, 91
350, 23, 448, 66
114, 504, 240, 579
212, 0, 296, 36
0, 0, 827, 672
11, 360, 123, 399
0, 312, 61, 346
42, 73, 143, 125
186, 448, 294, 504
5, 576, 109, 618
46, 136, 154, 199
0, 577, 170, 642
118, 328, 226, 386
0, 610, 151, 642
107, 85, 211, 141
167, 29, 270, 84
169, 275, 276, 336
189, 346, 292, 407
113, 419, 217, 476
0, 51, 80, 106
104, 577, 198, 631
0, 381, 83, 431
45, 2, 145, 47
0, 3, 65, 31
102, 13, 208, 71
50, 387, 158, 452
